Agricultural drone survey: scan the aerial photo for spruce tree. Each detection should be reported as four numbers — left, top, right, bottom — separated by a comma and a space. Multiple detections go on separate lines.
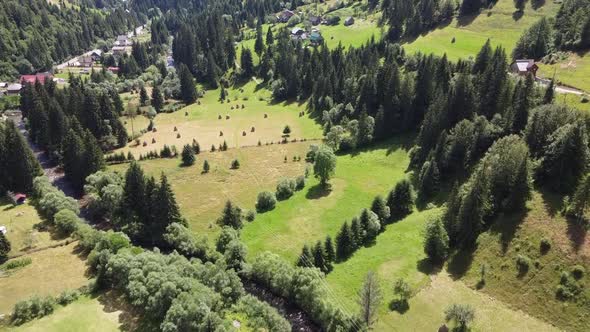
424, 218, 450, 262
371, 196, 391, 223
181, 144, 195, 166
297, 244, 313, 267
217, 201, 243, 229
543, 79, 555, 104
151, 174, 182, 246
152, 86, 164, 112
0, 232, 10, 264
313, 241, 329, 273
324, 235, 335, 264
388, 180, 415, 221
241, 47, 254, 78
2, 121, 41, 193
254, 21, 265, 58
203, 160, 210, 173
179, 63, 197, 104
336, 222, 352, 260
140, 86, 148, 106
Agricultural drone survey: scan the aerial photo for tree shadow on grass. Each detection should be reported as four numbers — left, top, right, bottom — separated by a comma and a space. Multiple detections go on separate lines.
531, 0, 546, 10
488, 207, 529, 254
538, 187, 564, 218
96, 290, 148, 332
417, 258, 443, 276
389, 299, 409, 314
447, 247, 476, 280
566, 217, 588, 252
512, 10, 524, 22
305, 184, 332, 200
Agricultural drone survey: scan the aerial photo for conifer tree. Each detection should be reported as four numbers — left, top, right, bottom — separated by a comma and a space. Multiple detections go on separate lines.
241, 47, 254, 78
543, 79, 555, 104
2, 120, 41, 193
336, 222, 352, 259
181, 144, 195, 166
0, 232, 10, 264
387, 180, 414, 221
140, 86, 148, 106
254, 21, 265, 58
297, 244, 313, 267
371, 196, 391, 223
313, 241, 329, 273
424, 218, 450, 262
179, 63, 197, 104
152, 86, 164, 112
150, 174, 182, 246
217, 201, 243, 229
203, 160, 210, 173
324, 235, 335, 264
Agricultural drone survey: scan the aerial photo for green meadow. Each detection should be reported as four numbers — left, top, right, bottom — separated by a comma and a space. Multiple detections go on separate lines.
403, 0, 560, 61
242, 137, 412, 262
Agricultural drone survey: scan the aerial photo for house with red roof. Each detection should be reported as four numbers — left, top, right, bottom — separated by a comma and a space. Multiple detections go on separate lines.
20, 72, 54, 85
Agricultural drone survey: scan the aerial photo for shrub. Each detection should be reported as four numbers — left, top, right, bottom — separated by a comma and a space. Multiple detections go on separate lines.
11, 296, 55, 325
54, 209, 81, 236
246, 210, 256, 222
276, 178, 296, 200
56, 289, 80, 306
516, 254, 531, 273
295, 176, 306, 190
572, 265, 585, 279
231, 159, 240, 169
581, 95, 589, 103
1, 257, 32, 271
256, 191, 277, 212
540, 238, 551, 254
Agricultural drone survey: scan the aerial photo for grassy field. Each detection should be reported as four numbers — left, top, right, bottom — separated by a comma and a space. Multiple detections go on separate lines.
557, 92, 590, 112
1, 294, 129, 332
113, 81, 322, 158
403, 0, 560, 61
325, 208, 557, 331
459, 191, 590, 331
0, 243, 88, 315
111, 141, 312, 236
0, 198, 62, 258
538, 51, 590, 93
241, 137, 412, 262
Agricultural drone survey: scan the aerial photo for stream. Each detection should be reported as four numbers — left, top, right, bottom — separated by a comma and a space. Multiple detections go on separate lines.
242, 280, 320, 332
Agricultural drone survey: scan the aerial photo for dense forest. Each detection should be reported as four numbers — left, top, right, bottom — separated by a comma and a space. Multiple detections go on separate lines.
0, 0, 141, 80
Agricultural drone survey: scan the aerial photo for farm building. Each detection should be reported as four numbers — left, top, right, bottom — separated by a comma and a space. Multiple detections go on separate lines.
344, 17, 355, 26
511, 59, 538, 77
78, 55, 94, 67
6, 83, 22, 95
8, 192, 27, 205
115, 35, 132, 46
309, 31, 324, 45
90, 49, 103, 61
309, 16, 321, 25
277, 10, 295, 23
112, 46, 131, 56
20, 72, 54, 85
291, 27, 306, 40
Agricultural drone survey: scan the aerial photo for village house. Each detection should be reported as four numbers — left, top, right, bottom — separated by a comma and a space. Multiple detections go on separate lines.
511, 59, 538, 77
309, 31, 324, 45
78, 55, 94, 68
112, 46, 131, 56
277, 10, 295, 23
115, 35, 132, 47
344, 17, 355, 26
20, 72, 54, 85
309, 16, 321, 26
8, 192, 27, 205
90, 49, 103, 62
291, 27, 306, 40
6, 83, 22, 95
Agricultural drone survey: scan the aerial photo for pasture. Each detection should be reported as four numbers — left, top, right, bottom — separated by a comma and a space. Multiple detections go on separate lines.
114, 81, 322, 158
403, 0, 560, 61
460, 192, 590, 331
110, 141, 312, 236
0, 242, 88, 315
538, 51, 590, 93
325, 208, 558, 332
241, 137, 412, 262
1, 295, 127, 332
0, 197, 61, 258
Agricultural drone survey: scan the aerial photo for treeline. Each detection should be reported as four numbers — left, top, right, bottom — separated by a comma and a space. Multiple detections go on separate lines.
0, 120, 42, 194
513, 0, 590, 59
381, 0, 457, 41
20, 78, 127, 189
0, 0, 141, 80
409, 41, 590, 252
